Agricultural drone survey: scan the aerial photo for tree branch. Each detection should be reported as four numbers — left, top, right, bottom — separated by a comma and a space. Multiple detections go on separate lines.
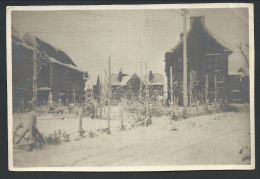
236, 43, 249, 67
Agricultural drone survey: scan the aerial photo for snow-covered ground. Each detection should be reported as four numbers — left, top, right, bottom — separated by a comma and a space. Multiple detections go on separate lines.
12, 104, 251, 167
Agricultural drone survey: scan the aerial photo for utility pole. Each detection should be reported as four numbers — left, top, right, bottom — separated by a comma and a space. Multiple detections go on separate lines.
140, 65, 142, 101
100, 73, 103, 119
205, 73, 209, 114
32, 44, 37, 111
145, 62, 149, 115
170, 66, 174, 118
189, 71, 192, 116
107, 57, 111, 134
182, 9, 188, 119
205, 74, 208, 102
214, 74, 217, 100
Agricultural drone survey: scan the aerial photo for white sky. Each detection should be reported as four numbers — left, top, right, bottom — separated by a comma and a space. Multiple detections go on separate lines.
12, 7, 249, 83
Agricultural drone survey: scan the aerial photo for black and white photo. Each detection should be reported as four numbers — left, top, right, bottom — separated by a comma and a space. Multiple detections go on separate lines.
6, 3, 255, 171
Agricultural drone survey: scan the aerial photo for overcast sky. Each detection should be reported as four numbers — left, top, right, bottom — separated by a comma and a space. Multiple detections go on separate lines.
12, 7, 249, 83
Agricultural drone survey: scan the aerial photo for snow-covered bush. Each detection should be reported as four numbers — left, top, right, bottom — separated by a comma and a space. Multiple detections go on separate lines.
44, 130, 70, 145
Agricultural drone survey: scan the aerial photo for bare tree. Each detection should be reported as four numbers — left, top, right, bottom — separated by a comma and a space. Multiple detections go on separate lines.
70, 81, 81, 105
236, 42, 249, 68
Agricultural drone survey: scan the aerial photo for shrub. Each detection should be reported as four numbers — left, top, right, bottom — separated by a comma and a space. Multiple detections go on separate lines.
44, 130, 70, 145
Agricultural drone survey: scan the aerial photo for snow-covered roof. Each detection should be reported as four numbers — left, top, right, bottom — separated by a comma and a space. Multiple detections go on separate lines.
111, 73, 141, 86
12, 26, 23, 43
111, 74, 130, 86
11, 27, 88, 76
143, 73, 164, 85
149, 73, 164, 85
22, 33, 76, 66
12, 40, 34, 51
49, 57, 87, 74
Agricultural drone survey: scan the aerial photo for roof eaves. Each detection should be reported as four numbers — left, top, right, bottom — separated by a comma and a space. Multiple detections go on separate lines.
49, 57, 87, 74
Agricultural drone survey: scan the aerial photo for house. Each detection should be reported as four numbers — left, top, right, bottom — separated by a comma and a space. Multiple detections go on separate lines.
228, 72, 242, 103
228, 70, 249, 103
165, 16, 233, 105
110, 72, 143, 101
109, 70, 164, 102
144, 72, 164, 100
12, 27, 88, 109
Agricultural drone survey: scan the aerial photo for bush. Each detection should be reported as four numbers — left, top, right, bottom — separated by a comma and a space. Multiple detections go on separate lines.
44, 130, 70, 145
150, 104, 169, 117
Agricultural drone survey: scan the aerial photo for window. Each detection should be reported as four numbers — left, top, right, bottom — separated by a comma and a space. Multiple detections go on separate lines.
177, 57, 190, 72
206, 55, 220, 72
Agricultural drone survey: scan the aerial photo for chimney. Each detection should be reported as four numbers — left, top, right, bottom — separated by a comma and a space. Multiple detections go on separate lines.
180, 33, 183, 40
190, 16, 205, 28
119, 68, 123, 82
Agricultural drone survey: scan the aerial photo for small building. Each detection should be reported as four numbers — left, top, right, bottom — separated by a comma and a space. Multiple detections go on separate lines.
228, 71, 249, 103
110, 73, 142, 101
12, 27, 88, 109
165, 16, 233, 105
144, 72, 164, 100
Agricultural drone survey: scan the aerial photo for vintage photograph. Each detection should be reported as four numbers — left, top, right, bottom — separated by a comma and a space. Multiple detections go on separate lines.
7, 4, 254, 171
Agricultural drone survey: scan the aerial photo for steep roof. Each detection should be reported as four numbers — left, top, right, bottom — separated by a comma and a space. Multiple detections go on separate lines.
149, 73, 164, 85
111, 74, 129, 86
144, 73, 164, 85
11, 27, 87, 75
22, 33, 76, 66
170, 17, 233, 54
111, 73, 141, 86
12, 26, 23, 43
49, 57, 87, 74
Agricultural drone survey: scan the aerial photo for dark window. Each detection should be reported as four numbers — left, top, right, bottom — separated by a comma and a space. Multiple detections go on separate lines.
177, 57, 190, 72
207, 55, 220, 72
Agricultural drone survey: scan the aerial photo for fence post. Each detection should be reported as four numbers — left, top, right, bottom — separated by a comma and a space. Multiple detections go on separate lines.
149, 103, 152, 125
119, 105, 124, 130
79, 107, 83, 137
59, 99, 61, 106
48, 92, 53, 106
214, 99, 217, 113
21, 99, 24, 113
107, 56, 111, 134
196, 100, 200, 116
170, 66, 174, 119
189, 71, 192, 117
66, 98, 68, 107
28, 111, 37, 150
205, 99, 209, 114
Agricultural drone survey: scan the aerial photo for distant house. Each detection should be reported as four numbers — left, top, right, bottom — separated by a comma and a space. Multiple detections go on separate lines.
144, 72, 164, 99
228, 73, 242, 103
110, 73, 142, 101
165, 16, 233, 105
12, 27, 88, 109
228, 71, 249, 103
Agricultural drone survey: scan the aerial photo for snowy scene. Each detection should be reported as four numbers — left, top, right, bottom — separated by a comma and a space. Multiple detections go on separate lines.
8, 4, 253, 170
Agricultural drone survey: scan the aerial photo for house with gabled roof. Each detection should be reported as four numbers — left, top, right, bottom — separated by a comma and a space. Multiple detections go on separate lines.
165, 16, 233, 105
144, 72, 164, 99
12, 26, 88, 109
110, 72, 143, 101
